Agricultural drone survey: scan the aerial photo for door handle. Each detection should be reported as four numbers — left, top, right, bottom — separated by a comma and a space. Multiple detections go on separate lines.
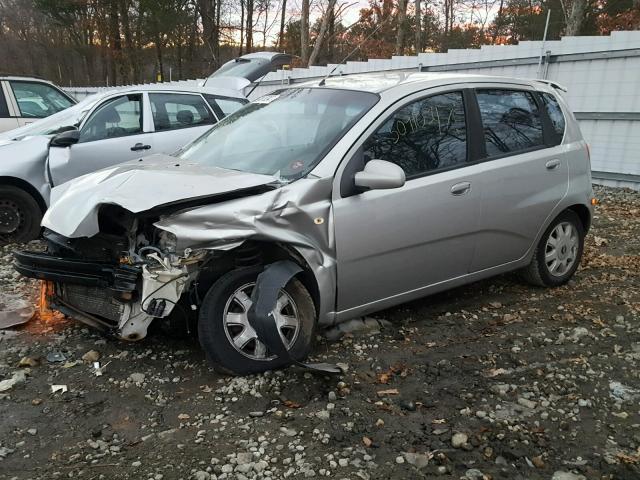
545, 159, 560, 170
131, 143, 151, 152
450, 181, 471, 196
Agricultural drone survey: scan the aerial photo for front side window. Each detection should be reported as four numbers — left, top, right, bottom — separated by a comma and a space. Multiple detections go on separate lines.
477, 89, 544, 156
10, 81, 74, 118
150, 93, 215, 132
363, 92, 467, 178
203, 94, 247, 118
179, 88, 378, 181
79, 94, 142, 143
540, 92, 566, 145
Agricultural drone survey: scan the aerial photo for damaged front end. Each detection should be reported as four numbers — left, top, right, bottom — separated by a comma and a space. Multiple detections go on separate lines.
14, 209, 204, 341
13, 165, 340, 373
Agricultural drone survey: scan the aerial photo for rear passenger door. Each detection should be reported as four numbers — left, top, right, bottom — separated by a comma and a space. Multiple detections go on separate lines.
469, 87, 568, 272
149, 92, 218, 154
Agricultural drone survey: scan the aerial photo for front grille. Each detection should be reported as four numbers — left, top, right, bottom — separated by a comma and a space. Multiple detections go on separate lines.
59, 284, 124, 323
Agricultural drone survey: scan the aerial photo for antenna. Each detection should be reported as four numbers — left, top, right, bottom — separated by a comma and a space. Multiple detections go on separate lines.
536, 9, 551, 79
319, 17, 392, 86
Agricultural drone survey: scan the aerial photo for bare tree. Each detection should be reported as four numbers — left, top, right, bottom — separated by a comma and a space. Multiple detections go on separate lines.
246, 0, 254, 51
395, 0, 408, 55
308, 0, 337, 66
278, 0, 287, 48
564, 0, 587, 36
301, 0, 310, 64
415, 0, 422, 53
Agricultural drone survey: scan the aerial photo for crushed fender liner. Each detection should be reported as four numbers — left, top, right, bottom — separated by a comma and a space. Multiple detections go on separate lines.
247, 260, 342, 374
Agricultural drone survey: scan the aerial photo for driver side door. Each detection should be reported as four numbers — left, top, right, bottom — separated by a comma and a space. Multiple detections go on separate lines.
332, 89, 482, 318
48, 93, 154, 186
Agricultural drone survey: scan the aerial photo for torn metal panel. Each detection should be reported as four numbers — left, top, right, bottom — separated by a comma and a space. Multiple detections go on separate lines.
41, 154, 279, 238
154, 177, 338, 326
0, 295, 34, 329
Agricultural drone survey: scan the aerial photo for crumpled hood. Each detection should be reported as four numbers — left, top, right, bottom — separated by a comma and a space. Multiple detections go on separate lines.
42, 154, 277, 238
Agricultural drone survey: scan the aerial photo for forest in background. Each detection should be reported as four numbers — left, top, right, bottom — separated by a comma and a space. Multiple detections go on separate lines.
0, 0, 638, 87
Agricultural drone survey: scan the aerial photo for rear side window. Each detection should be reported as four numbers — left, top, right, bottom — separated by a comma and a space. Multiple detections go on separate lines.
540, 92, 566, 145
150, 93, 215, 132
363, 91, 467, 178
476, 89, 544, 156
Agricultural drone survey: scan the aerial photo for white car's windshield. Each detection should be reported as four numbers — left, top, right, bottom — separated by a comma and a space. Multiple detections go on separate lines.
178, 88, 379, 181
0, 95, 100, 140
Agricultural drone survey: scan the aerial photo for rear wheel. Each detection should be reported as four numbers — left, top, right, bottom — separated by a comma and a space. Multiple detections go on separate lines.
0, 185, 42, 244
198, 265, 316, 375
522, 210, 584, 287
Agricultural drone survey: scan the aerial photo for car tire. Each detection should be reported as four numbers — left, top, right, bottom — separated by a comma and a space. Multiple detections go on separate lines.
198, 265, 316, 375
0, 185, 42, 244
522, 210, 585, 287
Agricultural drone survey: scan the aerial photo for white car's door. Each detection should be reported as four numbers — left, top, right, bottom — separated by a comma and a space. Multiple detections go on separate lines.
147, 92, 218, 154
0, 82, 20, 133
49, 93, 155, 186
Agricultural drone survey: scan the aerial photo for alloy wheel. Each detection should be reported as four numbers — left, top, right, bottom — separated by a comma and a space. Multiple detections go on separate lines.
222, 282, 300, 361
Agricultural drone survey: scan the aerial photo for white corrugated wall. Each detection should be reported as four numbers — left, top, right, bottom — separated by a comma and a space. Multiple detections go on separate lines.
65, 31, 640, 188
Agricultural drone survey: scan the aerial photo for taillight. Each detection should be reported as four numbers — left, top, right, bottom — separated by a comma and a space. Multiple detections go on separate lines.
586, 143, 591, 161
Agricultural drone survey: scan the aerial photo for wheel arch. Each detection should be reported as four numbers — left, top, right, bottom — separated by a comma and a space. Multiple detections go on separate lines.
567, 203, 591, 233
194, 241, 322, 317
0, 176, 47, 213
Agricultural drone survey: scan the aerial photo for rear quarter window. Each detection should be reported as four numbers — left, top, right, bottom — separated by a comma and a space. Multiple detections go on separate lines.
540, 92, 566, 145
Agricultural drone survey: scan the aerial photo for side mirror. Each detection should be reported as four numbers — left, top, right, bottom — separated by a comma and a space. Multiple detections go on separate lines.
354, 160, 406, 191
50, 129, 80, 148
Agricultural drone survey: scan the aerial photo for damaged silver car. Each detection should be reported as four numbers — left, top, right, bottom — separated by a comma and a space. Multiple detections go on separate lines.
15, 73, 594, 374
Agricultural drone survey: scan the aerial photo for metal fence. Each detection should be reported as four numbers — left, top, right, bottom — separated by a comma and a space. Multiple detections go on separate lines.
65, 30, 640, 189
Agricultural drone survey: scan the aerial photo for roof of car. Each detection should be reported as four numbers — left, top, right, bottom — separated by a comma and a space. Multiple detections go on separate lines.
86, 83, 246, 100
298, 72, 549, 93
0, 74, 57, 83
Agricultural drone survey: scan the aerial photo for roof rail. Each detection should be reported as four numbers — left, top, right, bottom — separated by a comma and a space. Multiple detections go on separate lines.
534, 79, 568, 92
0, 73, 50, 82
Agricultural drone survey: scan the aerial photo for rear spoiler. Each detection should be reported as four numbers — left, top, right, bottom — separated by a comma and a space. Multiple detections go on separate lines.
534, 79, 568, 92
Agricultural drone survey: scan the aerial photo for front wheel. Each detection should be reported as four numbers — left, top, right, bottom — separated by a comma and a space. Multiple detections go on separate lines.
0, 186, 42, 244
522, 210, 585, 287
198, 266, 316, 375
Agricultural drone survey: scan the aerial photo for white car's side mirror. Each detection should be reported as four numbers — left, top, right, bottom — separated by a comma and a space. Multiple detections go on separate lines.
354, 159, 406, 191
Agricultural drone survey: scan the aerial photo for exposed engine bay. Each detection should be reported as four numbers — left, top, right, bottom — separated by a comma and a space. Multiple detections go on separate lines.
15, 206, 206, 341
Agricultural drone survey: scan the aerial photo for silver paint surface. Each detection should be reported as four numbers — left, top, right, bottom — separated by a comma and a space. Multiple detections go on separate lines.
37, 73, 594, 330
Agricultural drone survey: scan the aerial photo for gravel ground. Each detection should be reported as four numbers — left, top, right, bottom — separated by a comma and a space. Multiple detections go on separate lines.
0, 185, 639, 480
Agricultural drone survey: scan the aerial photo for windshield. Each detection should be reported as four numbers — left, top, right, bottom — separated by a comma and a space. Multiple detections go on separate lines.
178, 88, 378, 181
0, 94, 100, 140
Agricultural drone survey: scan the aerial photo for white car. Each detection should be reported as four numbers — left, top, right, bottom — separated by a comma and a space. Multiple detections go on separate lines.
0, 84, 247, 243
0, 52, 294, 244
0, 75, 77, 133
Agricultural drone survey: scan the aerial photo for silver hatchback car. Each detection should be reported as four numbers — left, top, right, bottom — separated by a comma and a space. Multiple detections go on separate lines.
15, 73, 594, 375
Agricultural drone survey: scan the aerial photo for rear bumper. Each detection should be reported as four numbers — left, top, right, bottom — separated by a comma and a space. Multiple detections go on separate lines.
14, 251, 139, 292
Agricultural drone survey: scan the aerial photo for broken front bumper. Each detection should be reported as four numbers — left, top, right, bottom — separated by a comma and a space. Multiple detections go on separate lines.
14, 251, 139, 291
15, 251, 142, 332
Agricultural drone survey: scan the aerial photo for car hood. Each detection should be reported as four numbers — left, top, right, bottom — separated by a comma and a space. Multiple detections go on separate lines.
42, 154, 278, 238
0, 135, 47, 149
